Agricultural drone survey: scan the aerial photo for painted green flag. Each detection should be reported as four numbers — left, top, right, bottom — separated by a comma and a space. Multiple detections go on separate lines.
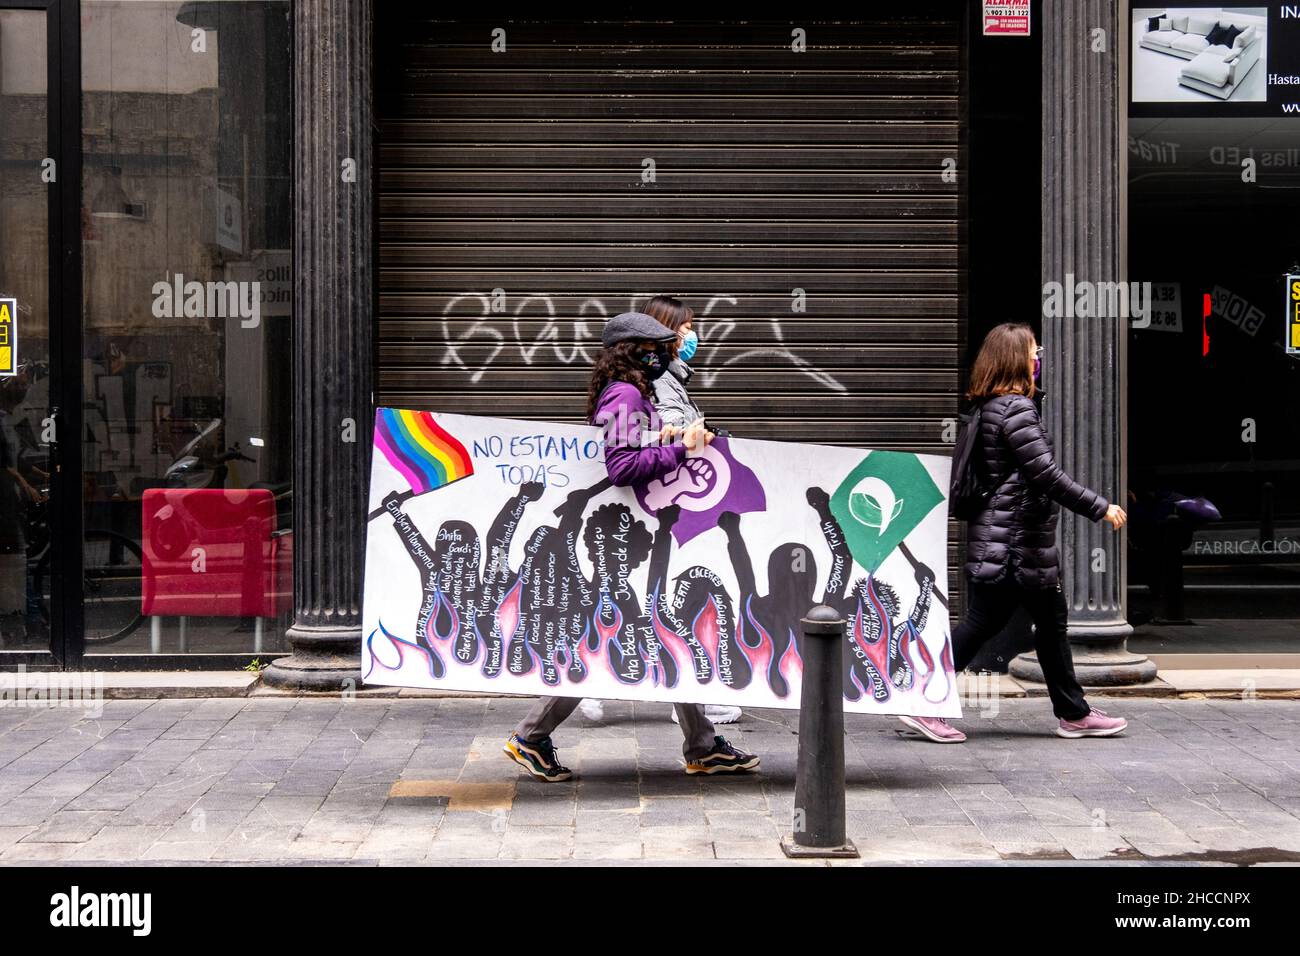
829, 451, 945, 575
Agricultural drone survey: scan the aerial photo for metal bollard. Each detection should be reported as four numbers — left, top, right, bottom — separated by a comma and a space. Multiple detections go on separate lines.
781, 604, 859, 859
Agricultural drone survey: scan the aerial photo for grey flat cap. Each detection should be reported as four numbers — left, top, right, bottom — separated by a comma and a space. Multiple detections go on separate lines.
601, 311, 678, 346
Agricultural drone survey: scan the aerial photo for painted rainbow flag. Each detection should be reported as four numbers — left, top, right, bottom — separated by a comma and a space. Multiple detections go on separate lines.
373, 408, 474, 495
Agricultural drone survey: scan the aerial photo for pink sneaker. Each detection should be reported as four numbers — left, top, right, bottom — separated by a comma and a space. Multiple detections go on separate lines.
898, 715, 967, 743
1057, 707, 1127, 738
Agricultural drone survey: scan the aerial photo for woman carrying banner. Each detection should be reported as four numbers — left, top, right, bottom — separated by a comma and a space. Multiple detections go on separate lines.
504, 310, 760, 782
643, 294, 705, 431
578, 294, 745, 728
901, 322, 1129, 744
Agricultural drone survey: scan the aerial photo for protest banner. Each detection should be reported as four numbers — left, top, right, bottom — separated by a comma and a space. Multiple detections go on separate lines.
362, 408, 959, 718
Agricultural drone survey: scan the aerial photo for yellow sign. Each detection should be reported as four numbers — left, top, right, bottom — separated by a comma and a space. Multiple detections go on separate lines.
1288, 276, 1300, 355
0, 298, 16, 377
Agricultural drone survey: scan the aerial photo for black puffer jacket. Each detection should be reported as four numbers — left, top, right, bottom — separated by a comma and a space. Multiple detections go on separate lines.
965, 392, 1109, 589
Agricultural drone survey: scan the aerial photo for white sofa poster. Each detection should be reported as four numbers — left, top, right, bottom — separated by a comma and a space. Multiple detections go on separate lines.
361, 408, 960, 718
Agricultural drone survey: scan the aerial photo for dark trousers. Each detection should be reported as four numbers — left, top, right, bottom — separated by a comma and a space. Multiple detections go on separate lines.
953, 578, 1090, 721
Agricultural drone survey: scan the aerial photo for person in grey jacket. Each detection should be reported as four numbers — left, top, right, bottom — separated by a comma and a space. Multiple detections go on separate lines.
644, 294, 742, 726
576, 296, 744, 727
643, 294, 702, 429
505, 311, 758, 781
652, 353, 701, 430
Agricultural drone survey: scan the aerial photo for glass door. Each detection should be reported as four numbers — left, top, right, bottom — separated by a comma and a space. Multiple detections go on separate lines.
2, 0, 295, 669
79, 0, 293, 663
0, 0, 78, 667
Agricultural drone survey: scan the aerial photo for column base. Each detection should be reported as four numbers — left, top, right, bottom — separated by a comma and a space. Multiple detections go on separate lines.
1009, 622, 1158, 687
260, 623, 363, 692
780, 836, 859, 859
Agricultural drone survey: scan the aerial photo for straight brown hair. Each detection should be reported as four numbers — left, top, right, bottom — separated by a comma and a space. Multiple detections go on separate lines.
641, 295, 694, 334
967, 322, 1036, 402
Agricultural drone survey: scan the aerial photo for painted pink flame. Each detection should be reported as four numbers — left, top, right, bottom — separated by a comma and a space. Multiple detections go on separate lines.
649, 589, 687, 677
366, 624, 441, 681
495, 577, 524, 642
742, 595, 774, 687
848, 662, 868, 700
692, 594, 721, 664
921, 638, 955, 704
525, 638, 548, 678
778, 628, 803, 688
594, 593, 623, 646
430, 591, 459, 644
576, 620, 602, 674
910, 620, 934, 676
858, 581, 892, 680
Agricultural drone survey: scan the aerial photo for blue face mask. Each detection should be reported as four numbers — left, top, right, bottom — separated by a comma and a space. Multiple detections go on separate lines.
678, 330, 698, 363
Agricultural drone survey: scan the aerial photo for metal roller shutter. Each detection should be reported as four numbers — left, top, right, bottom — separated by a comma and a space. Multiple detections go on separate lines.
375, 13, 965, 456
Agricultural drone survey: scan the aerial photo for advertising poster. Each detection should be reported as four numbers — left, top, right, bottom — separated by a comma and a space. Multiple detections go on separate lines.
1286, 273, 1300, 352
983, 0, 1031, 36
1131, 3, 1300, 113
0, 298, 15, 377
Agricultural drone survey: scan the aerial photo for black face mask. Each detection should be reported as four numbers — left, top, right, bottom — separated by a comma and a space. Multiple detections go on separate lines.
641, 345, 671, 379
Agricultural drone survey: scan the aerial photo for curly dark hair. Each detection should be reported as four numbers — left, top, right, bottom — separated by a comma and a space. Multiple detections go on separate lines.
586, 341, 652, 422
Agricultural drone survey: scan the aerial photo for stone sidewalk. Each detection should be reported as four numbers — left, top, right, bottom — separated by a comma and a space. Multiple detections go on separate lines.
1, 696, 1299, 865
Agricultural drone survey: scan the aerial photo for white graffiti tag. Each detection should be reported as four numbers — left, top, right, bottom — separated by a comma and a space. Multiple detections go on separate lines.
439, 292, 845, 393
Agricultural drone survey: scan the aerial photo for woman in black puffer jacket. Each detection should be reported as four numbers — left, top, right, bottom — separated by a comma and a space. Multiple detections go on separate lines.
899, 323, 1129, 745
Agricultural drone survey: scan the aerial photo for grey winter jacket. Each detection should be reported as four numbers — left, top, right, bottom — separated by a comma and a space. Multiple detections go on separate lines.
964, 392, 1110, 589
651, 359, 703, 428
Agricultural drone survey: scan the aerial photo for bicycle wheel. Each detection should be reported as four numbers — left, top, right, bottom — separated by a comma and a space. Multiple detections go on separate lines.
81, 530, 146, 645
32, 531, 147, 646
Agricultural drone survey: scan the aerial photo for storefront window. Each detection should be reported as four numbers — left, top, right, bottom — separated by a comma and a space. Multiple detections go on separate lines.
1128, 5, 1300, 650
81, 0, 292, 657
0, 10, 49, 654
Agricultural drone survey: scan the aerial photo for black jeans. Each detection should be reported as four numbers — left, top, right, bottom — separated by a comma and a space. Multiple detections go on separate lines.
953, 578, 1090, 721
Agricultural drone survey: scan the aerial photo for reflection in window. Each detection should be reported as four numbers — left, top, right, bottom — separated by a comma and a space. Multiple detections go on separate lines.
81, 1, 292, 655
0, 9, 51, 652
1127, 116, 1300, 645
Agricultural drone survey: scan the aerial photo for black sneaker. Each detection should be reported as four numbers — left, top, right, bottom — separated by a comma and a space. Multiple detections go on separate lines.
504, 733, 572, 782
684, 735, 760, 775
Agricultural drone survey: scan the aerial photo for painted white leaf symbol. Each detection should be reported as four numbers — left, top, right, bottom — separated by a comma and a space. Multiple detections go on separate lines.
848, 477, 905, 536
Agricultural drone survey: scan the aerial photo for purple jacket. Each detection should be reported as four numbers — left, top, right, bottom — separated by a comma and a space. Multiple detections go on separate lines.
590, 381, 686, 487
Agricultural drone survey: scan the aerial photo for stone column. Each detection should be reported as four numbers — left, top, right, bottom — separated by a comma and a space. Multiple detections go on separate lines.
1010, 0, 1156, 687
262, 0, 373, 691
